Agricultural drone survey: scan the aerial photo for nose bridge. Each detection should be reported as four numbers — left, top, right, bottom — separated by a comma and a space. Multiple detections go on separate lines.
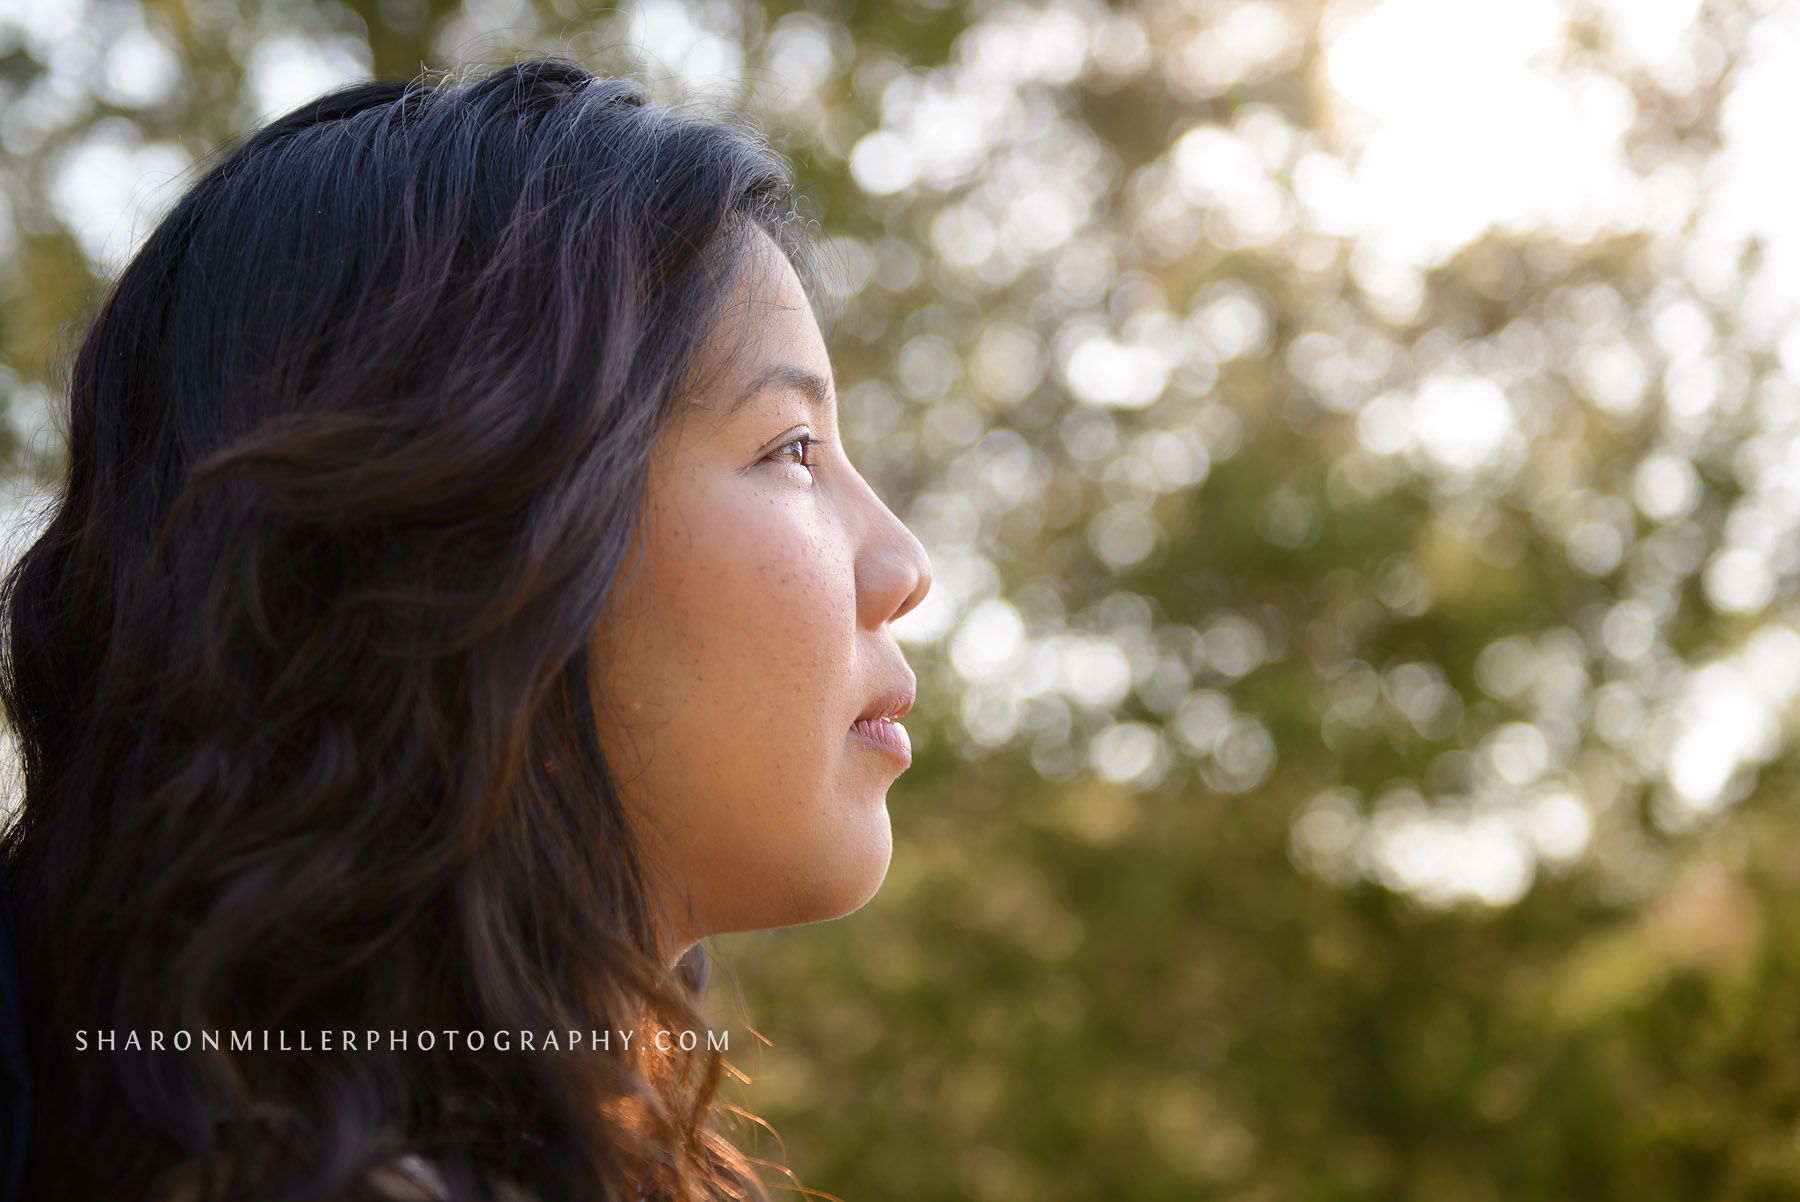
852, 467, 931, 629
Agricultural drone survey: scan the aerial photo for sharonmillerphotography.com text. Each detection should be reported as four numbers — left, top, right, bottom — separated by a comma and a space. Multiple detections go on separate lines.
74, 1028, 728, 1053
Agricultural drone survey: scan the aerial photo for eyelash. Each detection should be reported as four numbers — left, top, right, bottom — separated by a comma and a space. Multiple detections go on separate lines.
767, 435, 824, 475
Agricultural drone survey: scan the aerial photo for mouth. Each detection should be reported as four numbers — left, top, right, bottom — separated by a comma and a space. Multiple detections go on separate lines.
849, 713, 913, 764
850, 676, 916, 765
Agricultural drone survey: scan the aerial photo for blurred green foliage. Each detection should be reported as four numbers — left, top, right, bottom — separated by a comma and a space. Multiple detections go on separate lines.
6, 0, 1800, 1198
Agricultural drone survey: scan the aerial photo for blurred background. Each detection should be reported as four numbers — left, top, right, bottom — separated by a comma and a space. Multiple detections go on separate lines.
4, 0, 1800, 1197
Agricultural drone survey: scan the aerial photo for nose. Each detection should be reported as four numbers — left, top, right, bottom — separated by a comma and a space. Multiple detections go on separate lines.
856, 483, 932, 631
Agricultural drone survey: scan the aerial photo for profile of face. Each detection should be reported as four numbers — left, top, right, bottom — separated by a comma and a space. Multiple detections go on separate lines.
591, 229, 932, 958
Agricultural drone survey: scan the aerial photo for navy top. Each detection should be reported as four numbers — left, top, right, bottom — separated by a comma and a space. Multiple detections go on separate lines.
0, 859, 27, 1202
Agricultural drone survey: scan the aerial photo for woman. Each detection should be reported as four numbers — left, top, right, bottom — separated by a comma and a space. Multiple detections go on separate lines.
0, 57, 930, 1202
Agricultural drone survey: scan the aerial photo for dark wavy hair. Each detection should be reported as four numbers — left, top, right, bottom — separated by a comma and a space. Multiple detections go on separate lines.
0, 58, 807, 1202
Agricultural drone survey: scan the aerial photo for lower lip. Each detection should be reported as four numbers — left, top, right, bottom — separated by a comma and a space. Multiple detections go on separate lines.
849, 716, 912, 765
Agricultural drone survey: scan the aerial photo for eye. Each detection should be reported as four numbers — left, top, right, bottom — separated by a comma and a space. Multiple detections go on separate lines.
766, 434, 824, 476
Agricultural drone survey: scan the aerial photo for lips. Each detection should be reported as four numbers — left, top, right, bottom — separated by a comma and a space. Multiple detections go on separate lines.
851, 675, 916, 765
856, 678, 916, 724
849, 713, 912, 762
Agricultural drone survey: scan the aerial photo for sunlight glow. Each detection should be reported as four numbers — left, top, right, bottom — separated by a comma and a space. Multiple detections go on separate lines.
1321, 0, 1639, 272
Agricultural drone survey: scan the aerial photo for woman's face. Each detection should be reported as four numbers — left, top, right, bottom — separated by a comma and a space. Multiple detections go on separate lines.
591, 230, 931, 958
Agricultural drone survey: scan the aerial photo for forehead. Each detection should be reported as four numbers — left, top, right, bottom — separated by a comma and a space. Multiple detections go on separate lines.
683, 230, 831, 420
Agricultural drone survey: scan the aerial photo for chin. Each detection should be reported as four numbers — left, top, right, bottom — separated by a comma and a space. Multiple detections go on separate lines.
686, 806, 895, 936
780, 820, 895, 929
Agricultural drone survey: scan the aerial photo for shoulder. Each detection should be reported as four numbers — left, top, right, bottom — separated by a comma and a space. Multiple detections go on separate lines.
367, 1155, 449, 1201
150, 1153, 537, 1202
368, 1155, 540, 1202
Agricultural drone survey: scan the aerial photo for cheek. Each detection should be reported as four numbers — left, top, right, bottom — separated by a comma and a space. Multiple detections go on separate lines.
654, 488, 857, 741
623, 485, 892, 936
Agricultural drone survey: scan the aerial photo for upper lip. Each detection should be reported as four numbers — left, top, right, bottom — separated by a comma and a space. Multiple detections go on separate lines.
856, 674, 916, 724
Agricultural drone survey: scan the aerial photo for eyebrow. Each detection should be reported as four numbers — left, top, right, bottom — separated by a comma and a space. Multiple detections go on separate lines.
731, 363, 836, 419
